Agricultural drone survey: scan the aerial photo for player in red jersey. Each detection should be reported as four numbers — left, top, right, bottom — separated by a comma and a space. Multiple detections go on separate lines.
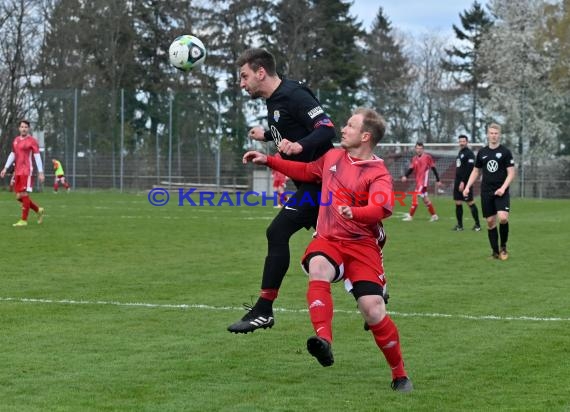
271, 155, 289, 208
0, 120, 45, 227
242, 108, 413, 393
401, 142, 442, 222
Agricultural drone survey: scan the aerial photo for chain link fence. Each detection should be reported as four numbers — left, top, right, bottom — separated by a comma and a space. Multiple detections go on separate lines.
1, 89, 568, 199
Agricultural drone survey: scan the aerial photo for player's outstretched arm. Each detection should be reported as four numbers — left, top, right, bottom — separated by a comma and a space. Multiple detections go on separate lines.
248, 126, 266, 141
242, 151, 268, 165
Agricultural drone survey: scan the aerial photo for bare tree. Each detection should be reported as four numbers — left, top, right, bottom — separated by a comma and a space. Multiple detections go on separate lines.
0, 0, 43, 155
410, 32, 464, 143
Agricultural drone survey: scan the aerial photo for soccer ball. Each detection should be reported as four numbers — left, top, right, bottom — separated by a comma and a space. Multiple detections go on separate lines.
168, 35, 206, 71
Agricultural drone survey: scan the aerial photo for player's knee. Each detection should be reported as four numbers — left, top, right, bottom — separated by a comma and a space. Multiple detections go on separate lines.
266, 218, 294, 243
357, 295, 386, 324
307, 255, 335, 281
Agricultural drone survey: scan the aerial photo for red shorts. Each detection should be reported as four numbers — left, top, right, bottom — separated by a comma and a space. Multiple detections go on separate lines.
302, 237, 386, 288
14, 175, 33, 193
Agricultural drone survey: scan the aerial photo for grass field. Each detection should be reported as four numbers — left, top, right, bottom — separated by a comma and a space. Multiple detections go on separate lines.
1, 190, 569, 411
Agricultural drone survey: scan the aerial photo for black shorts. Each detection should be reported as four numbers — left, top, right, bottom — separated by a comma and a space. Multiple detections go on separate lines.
480, 191, 510, 218
453, 181, 473, 201
280, 182, 321, 229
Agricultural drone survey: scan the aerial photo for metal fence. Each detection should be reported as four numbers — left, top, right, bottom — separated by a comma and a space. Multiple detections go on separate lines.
2, 89, 568, 199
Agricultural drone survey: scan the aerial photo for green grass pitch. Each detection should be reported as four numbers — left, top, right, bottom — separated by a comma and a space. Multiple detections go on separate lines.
1, 190, 569, 411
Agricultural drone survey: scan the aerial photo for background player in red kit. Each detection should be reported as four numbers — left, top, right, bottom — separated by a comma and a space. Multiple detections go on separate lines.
401, 142, 442, 222
271, 155, 289, 208
0, 120, 45, 227
242, 108, 413, 393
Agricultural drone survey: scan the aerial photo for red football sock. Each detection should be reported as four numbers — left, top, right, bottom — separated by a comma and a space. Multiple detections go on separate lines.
409, 204, 418, 217
29, 198, 39, 213
427, 202, 436, 215
21, 196, 31, 220
306, 280, 333, 343
54, 183, 59, 192
260, 288, 279, 301
369, 315, 407, 379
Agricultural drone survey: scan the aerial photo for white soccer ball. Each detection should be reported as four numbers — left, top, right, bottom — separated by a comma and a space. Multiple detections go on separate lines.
168, 35, 206, 71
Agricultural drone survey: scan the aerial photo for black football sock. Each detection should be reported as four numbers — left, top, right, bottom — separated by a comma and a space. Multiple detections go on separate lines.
470, 204, 480, 226
255, 296, 274, 313
456, 204, 463, 227
488, 227, 499, 254
499, 222, 509, 248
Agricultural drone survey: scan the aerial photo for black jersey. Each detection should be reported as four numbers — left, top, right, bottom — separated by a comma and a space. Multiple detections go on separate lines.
475, 145, 515, 193
263, 79, 335, 163
455, 147, 475, 184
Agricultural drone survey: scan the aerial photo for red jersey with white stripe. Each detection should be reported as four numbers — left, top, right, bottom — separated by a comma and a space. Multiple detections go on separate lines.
267, 148, 393, 241
410, 153, 435, 188
12, 135, 40, 176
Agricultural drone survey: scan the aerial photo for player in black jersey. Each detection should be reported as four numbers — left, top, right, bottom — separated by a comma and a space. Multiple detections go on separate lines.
453, 135, 481, 231
463, 124, 515, 260
228, 48, 336, 333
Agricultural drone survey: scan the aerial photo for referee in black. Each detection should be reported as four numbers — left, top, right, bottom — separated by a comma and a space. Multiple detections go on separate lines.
453, 135, 481, 231
463, 123, 515, 260
228, 48, 336, 333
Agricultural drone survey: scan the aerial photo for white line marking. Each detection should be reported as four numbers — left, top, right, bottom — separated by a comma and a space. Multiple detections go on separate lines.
1, 297, 568, 322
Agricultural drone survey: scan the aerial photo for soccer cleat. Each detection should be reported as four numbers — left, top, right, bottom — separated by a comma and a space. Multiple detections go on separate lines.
391, 376, 414, 393
37, 207, 45, 224
12, 219, 28, 227
499, 246, 509, 261
227, 304, 274, 334
430, 214, 439, 222
307, 336, 334, 367
490, 252, 500, 260
402, 213, 413, 222
452, 225, 464, 231
472, 224, 481, 232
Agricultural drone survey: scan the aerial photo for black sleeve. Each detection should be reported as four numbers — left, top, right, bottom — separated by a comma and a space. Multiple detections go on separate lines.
290, 87, 335, 153
431, 167, 440, 182
263, 130, 272, 142
404, 168, 413, 178
297, 123, 336, 154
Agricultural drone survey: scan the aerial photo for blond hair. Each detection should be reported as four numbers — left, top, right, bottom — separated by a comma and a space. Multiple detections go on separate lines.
488, 123, 501, 132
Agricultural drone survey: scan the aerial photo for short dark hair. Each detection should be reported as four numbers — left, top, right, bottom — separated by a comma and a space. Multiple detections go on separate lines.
415, 142, 424, 147
236, 48, 277, 76
458, 134, 468, 141
354, 107, 386, 145
19, 119, 30, 127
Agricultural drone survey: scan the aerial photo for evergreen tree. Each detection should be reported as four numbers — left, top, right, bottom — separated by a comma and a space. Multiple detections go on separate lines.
442, 1, 493, 141
365, 7, 413, 142
272, 0, 366, 132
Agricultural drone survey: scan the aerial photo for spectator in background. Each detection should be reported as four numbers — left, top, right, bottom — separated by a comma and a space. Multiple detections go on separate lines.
52, 158, 71, 193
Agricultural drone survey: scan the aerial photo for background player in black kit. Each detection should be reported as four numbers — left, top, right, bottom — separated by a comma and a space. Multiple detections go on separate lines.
228, 48, 335, 333
453, 135, 481, 231
463, 123, 515, 260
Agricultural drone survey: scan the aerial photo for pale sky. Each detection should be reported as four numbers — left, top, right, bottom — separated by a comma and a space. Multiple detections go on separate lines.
350, 0, 488, 36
